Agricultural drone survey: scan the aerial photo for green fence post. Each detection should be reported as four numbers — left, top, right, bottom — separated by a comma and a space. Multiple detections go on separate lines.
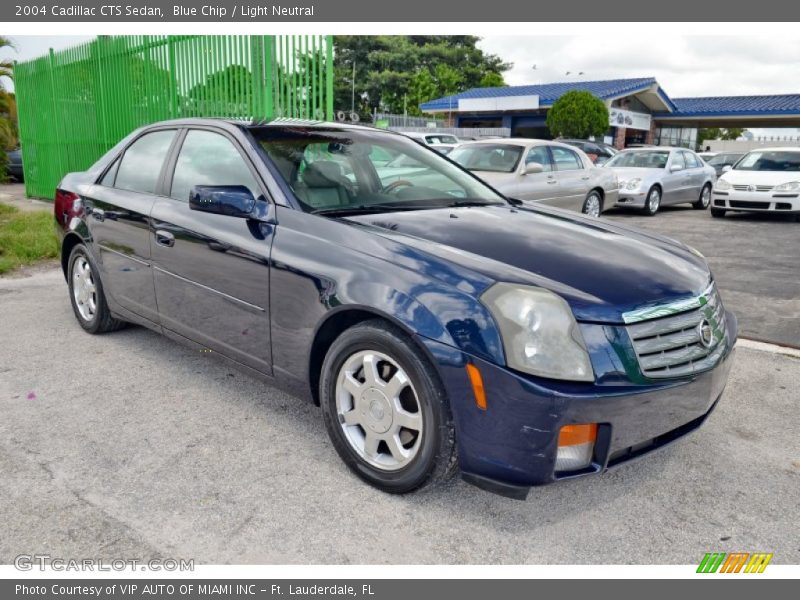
325, 36, 334, 121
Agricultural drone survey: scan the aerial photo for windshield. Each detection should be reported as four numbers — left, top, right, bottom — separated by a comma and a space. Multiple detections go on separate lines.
249, 126, 507, 213
707, 153, 743, 166
606, 150, 670, 169
733, 151, 800, 172
426, 135, 458, 145
449, 144, 523, 173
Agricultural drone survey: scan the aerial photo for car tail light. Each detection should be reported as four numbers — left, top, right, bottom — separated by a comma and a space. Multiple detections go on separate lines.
54, 189, 82, 227
555, 423, 597, 472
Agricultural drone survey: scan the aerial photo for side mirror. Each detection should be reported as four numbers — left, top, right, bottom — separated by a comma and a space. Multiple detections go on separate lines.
189, 185, 255, 218
722, 165, 732, 173
523, 162, 544, 175
670, 164, 684, 172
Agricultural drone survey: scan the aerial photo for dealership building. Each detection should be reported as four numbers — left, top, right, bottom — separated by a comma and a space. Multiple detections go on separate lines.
419, 77, 800, 149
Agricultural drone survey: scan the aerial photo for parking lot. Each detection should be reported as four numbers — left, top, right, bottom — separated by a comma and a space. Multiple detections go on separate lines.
1, 197, 799, 565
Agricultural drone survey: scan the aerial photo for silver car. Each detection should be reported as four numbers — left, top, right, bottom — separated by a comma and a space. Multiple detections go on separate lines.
605, 147, 716, 216
449, 139, 619, 217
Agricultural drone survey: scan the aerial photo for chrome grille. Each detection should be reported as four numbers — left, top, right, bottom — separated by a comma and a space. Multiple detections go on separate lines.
732, 184, 774, 192
624, 285, 728, 379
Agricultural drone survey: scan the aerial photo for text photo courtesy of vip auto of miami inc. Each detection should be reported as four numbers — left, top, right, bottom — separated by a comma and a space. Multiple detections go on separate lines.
0, 17, 798, 591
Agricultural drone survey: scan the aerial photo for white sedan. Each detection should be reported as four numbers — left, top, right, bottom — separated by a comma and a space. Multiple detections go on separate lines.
712, 147, 800, 220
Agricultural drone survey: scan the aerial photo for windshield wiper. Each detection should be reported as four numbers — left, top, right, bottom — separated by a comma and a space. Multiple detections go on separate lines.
310, 204, 426, 216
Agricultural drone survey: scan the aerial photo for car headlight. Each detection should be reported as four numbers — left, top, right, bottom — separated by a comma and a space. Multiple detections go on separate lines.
774, 181, 800, 192
622, 178, 642, 191
714, 178, 732, 191
481, 283, 594, 382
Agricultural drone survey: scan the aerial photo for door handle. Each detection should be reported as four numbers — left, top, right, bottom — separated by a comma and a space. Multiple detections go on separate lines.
90, 208, 105, 221
547, 180, 558, 184
155, 230, 175, 247
581, 176, 591, 180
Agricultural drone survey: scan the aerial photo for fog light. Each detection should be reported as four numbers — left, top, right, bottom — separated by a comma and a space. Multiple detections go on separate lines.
555, 423, 598, 471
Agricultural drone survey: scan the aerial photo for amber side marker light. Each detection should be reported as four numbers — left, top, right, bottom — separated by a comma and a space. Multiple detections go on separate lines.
556, 423, 598, 471
465, 363, 487, 411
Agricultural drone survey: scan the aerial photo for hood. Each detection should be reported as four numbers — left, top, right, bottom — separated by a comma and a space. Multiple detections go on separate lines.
720, 169, 799, 186
345, 205, 711, 323
607, 166, 662, 183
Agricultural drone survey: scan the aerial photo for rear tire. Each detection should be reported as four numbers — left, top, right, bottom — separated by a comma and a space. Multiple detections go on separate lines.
67, 244, 126, 334
693, 184, 712, 210
581, 190, 603, 217
710, 207, 726, 218
642, 186, 661, 216
320, 319, 457, 494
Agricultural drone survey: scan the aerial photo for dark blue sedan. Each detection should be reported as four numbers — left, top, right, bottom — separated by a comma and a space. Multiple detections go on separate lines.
54, 119, 737, 499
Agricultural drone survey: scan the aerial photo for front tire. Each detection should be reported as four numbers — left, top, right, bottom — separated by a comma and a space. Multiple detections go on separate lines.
67, 244, 125, 334
693, 184, 712, 210
710, 207, 726, 218
642, 186, 661, 216
581, 190, 603, 217
320, 320, 457, 494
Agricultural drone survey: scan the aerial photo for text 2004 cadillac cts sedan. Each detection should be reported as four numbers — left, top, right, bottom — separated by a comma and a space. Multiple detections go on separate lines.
55, 119, 737, 499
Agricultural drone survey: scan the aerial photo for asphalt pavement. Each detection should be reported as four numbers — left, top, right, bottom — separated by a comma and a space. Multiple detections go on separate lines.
1, 268, 798, 565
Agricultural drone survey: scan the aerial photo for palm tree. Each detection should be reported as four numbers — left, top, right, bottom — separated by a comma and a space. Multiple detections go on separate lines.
0, 36, 17, 180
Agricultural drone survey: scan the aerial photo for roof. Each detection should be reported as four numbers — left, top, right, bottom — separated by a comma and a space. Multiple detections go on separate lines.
420, 77, 676, 112
660, 95, 800, 117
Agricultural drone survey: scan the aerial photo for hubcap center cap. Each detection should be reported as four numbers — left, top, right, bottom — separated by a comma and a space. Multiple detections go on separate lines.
360, 388, 393, 433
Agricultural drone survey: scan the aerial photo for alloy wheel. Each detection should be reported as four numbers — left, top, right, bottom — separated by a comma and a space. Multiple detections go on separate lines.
701, 186, 711, 207
335, 350, 423, 471
583, 193, 601, 217
72, 256, 97, 322
648, 188, 661, 213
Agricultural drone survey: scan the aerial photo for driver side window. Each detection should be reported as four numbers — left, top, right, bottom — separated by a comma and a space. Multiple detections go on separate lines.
525, 146, 553, 172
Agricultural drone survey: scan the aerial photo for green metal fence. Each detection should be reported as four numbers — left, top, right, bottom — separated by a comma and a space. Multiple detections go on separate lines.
14, 35, 334, 199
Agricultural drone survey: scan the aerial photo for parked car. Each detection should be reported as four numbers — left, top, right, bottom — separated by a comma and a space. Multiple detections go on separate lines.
6, 148, 24, 182
698, 152, 717, 162
559, 138, 618, 165
55, 119, 736, 499
400, 131, 459, 154
711, 147, 800, 220
449, 139, 619, 217
705, 152, 745, 177
605, 147, 716, 215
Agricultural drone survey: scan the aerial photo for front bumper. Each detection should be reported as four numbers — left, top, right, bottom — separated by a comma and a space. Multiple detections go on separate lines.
713, 190, 800, 213
614, 189, 648, 208
418, 310, 737, 499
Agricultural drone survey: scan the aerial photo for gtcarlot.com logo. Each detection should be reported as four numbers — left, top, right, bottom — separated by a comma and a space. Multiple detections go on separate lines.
697, 552, 773, 573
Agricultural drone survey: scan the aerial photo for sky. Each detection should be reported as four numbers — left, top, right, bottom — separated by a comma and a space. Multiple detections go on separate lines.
3, 34, 799, 137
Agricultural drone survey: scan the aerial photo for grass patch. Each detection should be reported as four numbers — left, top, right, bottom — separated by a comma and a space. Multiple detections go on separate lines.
0, 204, 59, 274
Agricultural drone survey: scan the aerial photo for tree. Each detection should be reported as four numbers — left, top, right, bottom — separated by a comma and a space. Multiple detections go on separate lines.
332, 36, 511, 118
698, 127, 746, 143
546, 90, 609, 140
0, 36, 17, 181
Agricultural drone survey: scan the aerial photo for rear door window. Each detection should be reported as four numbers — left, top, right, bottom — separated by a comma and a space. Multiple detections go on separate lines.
114, 130, 176, 194
551, 146, 584, 171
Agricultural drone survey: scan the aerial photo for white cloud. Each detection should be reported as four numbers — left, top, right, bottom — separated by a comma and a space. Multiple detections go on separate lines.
477, 34, 800, 137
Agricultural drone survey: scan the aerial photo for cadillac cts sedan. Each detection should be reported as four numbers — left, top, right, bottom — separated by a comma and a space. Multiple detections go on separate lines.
711, 148, 800, 220
605, 147, 716, 216
55, 119, 736, 499
449, 139, 619, 217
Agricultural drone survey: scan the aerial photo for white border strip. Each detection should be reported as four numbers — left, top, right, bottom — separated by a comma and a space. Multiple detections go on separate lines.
1, 565, 798, 579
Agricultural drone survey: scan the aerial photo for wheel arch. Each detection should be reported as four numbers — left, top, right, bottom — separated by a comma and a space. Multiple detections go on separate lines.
60, 232, 84, 280
307, 305, 444, 406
